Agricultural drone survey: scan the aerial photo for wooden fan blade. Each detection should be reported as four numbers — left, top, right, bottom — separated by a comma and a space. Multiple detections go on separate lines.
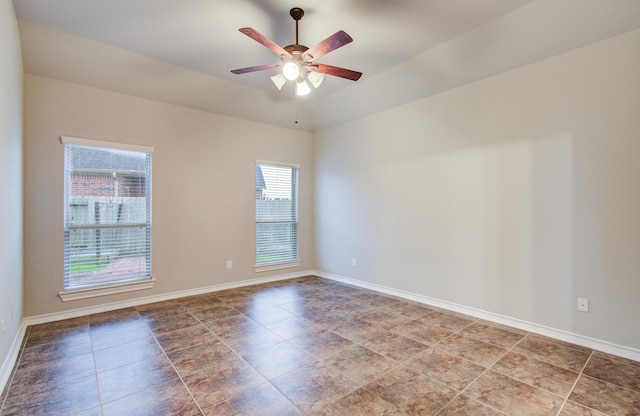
314, 64, 362, 81
303, 30, 353, 60
231, 63, 280, 75
239, 28, 292, 58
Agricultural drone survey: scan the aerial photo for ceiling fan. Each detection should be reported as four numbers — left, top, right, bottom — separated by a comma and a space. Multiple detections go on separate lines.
231, 7, 362, 96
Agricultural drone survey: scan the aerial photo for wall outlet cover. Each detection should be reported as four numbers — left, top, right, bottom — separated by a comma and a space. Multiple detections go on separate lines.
577, 298, 589, 312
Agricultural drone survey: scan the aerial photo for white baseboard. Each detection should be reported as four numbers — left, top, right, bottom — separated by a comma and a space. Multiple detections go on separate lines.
315, 271, 640, 362
24, 270, 313, 326
16, 269, 640, 367
0, 321, 27, 398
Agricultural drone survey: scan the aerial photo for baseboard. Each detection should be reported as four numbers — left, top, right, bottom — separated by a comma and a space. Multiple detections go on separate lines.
24, 269, 314, 326
314, 270, 640, 362
20, 268, 640, 362
0, 321, 27, 398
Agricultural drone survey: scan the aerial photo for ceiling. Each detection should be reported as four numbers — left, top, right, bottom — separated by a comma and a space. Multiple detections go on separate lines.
13, 0, 640, 132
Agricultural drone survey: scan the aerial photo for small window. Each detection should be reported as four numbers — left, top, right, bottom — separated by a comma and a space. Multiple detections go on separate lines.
255, 162, 299, 270
62, 136, 153, 292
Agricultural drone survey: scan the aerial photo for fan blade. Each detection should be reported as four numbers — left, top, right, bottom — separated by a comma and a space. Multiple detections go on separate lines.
239, 28, 292, 58
314, 64, 362, 81
231, 63, 280, 75
303, 30, 353, 60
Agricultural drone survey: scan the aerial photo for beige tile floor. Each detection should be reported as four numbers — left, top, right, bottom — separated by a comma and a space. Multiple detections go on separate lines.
1, 276, 639, 415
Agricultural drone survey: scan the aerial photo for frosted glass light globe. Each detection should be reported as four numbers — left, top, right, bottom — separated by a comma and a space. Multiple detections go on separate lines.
296, 80, 311, 96
282, 62, 300, 81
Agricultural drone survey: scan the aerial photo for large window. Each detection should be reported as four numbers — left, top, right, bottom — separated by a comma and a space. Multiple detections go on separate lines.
62, 136, 153, 293
255, 162, 299, 270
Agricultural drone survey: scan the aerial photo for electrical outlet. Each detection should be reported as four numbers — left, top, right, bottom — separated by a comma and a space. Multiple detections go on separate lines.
352, 258, 357, 267
226, 260, 232, 270
577, 298, 589, 312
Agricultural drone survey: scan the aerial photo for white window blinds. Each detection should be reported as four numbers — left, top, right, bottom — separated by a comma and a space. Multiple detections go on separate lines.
255, 162, 299, 266
63, 137, 152, 290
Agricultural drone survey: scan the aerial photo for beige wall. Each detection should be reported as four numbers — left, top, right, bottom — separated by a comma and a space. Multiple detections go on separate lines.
23, 74, 314, 316
0, 0, 24, 375
315, 28, 640, 350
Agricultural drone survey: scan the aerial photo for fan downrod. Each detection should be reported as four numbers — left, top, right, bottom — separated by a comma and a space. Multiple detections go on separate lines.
290, 7, 304, 45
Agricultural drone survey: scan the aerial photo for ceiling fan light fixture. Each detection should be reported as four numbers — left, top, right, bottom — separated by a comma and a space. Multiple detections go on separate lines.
282, 61, 300, 81
231, 7, 362, 100
270, 74, 286, 90
296, 80, 311, 96
307, 71, 324, 89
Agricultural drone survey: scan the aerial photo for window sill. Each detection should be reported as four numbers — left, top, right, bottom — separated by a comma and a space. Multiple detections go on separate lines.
254, 260, 301, 273
58, 278, 156, 302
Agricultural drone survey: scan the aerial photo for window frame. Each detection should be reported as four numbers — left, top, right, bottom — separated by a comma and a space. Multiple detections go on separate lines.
59, 136, 155, 301
254, 160, 301, 272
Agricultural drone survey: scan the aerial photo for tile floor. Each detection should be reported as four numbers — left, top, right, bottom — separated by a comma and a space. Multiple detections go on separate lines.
1, 276, 639, 415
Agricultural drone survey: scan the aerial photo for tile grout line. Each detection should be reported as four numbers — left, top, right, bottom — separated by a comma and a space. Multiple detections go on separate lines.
96, 310, 208, 415
562, 360, 640, 416
195, 308, 264, 413
86, 315, 105, 415
184, 299, 308, 414
351, 308, 517, 415
431, 315, 515, 415
454, 327, 533, 413
260, 290, 363, 415
424, 318, 505, 416
145, 306, 217, 416
248, 285, 369, 415
261, 283, 417, 414
456, 329, 604, 415
555, 349, 595, 416
333, 310, 470, 415
151, 303, 219, 412
502, 334, 594, 402
331, 303, 472, 412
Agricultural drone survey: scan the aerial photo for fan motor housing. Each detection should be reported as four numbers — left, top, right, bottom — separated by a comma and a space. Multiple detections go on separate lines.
284, 44, 308, 54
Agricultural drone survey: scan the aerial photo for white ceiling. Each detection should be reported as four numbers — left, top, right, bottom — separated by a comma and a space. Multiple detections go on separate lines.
14, 0, 640, 132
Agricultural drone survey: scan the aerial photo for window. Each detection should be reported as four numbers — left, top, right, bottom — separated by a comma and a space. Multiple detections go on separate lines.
255, 162, 300, 270
61, 136, 153, 297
